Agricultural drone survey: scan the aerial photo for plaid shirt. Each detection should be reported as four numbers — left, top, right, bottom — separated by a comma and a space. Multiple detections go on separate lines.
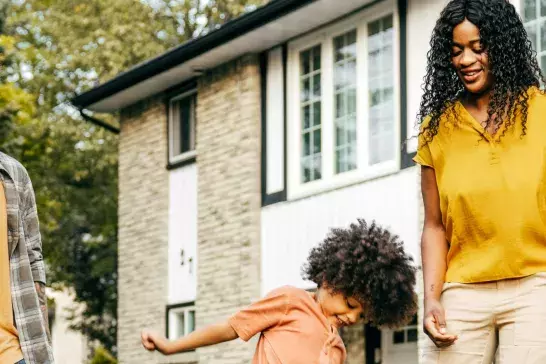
0, 152, 54, 364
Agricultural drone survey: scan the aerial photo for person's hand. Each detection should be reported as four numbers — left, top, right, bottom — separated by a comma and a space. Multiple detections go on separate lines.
141, 329, 157, 351
141, 329, 170, 354
423, 299, 458, 348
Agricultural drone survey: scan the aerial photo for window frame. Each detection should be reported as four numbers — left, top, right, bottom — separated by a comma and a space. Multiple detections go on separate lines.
286, 0, 400, 200
521, 0, 546, 72
168, 89, 197, 166
166, 302, 196, 342
299, 44, 324, 184
382, 314, 418, 354
391, 314, 418, 346
333, 29, 358, 175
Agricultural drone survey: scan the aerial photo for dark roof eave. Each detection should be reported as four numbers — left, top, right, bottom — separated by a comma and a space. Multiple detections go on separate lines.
71, 0, 317, 110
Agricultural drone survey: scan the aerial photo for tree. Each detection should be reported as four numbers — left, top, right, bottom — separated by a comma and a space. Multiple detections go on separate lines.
153, 0, 266, 37
2, 0, 266, 356
0, 1, 36, 156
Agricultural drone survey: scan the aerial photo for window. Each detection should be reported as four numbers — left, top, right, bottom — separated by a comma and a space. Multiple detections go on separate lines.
392, 314, 418, 345
167, 304, 196, 340
300, 45, 323, 183
169, 91, 196, 164
522, 0, 546, 71
368, 16, 395, 165
287, 2, 399, 199
334, 30, 358, 174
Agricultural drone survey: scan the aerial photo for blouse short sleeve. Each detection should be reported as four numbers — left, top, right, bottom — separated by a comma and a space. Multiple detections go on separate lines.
413, 117, 434, 168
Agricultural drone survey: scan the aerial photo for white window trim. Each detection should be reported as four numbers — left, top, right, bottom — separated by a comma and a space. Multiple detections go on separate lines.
513, 0, 522, 14
167, 304, 196, 340
287, 0, 400, 200
382, 315, 418, 353
521, 0, 546, 62
169, 90, 197, 165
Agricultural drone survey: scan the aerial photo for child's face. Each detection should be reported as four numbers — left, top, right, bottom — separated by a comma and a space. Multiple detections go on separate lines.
315, 285, 365, 329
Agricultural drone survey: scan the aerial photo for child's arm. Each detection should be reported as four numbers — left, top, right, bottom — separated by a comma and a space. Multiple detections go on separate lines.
141, 321, 238, 355
143, 287, 291, 355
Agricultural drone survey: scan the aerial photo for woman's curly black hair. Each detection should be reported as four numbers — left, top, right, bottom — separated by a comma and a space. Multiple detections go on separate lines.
301, 219, 417, 328
418, 0, 544, 141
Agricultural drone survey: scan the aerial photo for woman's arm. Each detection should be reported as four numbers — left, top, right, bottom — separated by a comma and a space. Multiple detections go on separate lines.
420, 166, 457, 347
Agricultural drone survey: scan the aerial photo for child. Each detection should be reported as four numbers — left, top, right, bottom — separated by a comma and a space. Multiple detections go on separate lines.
141, 219, 417, 363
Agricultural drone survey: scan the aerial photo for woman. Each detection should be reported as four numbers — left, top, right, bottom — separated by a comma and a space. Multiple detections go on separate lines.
415, 0, 546, 363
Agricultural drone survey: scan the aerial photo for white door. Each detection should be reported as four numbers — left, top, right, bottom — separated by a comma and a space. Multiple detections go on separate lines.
168, 164, 198, 304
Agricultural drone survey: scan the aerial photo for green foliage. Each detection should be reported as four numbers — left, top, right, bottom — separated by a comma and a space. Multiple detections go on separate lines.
90, 346, 117, 364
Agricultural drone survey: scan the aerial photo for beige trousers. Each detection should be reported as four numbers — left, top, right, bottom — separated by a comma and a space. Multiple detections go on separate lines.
422, 273, 546, 364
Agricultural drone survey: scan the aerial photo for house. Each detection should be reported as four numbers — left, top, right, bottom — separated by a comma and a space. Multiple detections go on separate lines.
71, 0, 533, 363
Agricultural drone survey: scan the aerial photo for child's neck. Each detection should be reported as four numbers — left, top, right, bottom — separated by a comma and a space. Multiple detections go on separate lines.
309, 291, 331, 326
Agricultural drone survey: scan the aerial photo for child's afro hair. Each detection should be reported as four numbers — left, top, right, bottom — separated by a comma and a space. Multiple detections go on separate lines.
302, 219, 417, 328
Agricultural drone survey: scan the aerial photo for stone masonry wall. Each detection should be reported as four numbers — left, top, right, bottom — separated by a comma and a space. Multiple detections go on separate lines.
117, 99, 170, 364
195, 54, 262, 364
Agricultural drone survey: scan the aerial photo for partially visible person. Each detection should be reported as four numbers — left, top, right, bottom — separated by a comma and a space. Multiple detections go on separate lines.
0, 152, 54, 364
141, 219, 417, 364
415, 1, 546, 363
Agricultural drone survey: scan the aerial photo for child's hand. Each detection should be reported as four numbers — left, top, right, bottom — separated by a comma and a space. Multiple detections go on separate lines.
141, 329, 169, 353
141, 329, 156, 351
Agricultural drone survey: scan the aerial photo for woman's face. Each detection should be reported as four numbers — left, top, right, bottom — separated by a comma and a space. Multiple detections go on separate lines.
451, 19, 494, 95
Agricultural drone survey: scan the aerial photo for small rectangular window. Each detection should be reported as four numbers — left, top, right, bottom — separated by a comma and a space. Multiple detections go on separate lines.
333, 29, 358, 174
169, 91, 196, 164
300, 45, 322, 184
522, 0, 546, 75
167, 304, 196, 340
367, 15, 395, 166
392, 314, 418, 345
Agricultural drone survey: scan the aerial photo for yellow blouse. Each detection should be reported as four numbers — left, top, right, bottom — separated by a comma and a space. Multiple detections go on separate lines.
415, 87, 546, 283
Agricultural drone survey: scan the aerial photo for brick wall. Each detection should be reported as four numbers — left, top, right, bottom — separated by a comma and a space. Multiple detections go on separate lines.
195, 54, 262, 364
117, 99, 170, 364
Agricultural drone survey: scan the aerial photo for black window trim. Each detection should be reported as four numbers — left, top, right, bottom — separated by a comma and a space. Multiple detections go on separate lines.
165, 80, 198, 170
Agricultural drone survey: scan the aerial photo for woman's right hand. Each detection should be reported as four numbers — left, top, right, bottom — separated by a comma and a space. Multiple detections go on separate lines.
423, 299, 458, 348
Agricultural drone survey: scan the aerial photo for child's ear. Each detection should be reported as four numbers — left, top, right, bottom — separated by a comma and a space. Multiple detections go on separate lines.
316, 284, 328, 298
319, 282, 331, 291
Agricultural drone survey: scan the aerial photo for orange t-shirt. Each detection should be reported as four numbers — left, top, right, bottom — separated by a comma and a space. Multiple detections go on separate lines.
0, 183, 24, 363
228, 286, 346, 364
